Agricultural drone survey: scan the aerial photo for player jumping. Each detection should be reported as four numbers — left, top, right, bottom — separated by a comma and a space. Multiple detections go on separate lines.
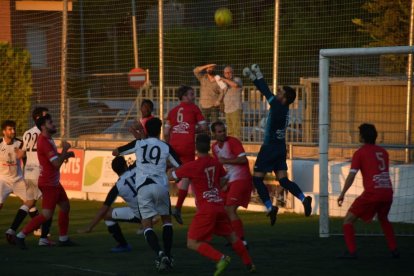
242, 64, 312, 225
168, 134, 255, 276
337, 123, 399, 259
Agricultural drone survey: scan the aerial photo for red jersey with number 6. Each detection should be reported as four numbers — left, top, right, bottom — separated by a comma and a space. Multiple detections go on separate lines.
37, 134, 60, 187
350, 144, 393, 198
174, 155, 226, 213
166, 102, 205, 151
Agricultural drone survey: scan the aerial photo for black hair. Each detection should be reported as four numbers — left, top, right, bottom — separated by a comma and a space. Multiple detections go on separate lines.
111, 156, 128, 176
196, 134, 211, 154
1, 120, 16, 131
359, 123, 377, 144
146, 117, 162, 137
210, 120, 225, 133
177, 85, 193, 101
141, 99, 154, 111
283, 86, 296, 106
32, 107, 49, 121
35, 113, 52, 131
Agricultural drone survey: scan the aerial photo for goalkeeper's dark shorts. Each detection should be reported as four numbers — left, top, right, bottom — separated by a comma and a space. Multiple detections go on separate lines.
254, 144, 287, 173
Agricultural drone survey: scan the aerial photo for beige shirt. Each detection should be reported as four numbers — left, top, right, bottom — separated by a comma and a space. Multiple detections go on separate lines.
223, 77, 242, 114
194, 72, 222, 109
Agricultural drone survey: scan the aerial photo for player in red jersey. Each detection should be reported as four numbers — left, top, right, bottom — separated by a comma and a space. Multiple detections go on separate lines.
337, 123, 399, 259
15, 114, 76, 249
129, 99, 154, 138
168, 134, 255, 276
211, 121, 252, 244
165, 85, 207, 223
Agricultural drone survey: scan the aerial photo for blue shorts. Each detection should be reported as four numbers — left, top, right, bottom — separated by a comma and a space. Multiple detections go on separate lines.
254, 144, 287, 173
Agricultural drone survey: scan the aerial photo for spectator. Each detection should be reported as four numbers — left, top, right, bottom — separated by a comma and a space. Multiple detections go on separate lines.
219, 66, 243, 139
193, 64, 223, 125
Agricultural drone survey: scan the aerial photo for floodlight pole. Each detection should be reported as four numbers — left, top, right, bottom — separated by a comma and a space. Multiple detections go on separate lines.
406, 0, 414, 163
60, 0, 68, 138
319, 46, 414, 238
131, 0, 139, 68
158, 0, 164, 138
272, 0, 280, 90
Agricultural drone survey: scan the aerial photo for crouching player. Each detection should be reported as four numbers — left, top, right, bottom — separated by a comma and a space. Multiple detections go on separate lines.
337, 123, 399, 259
168, 134, 255, 276
78, 157, 142, 253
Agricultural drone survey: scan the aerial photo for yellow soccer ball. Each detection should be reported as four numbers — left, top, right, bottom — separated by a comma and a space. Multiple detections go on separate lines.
215, 8, 232, 27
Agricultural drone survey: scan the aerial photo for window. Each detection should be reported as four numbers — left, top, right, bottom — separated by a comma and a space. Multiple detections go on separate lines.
26, 26, 47, 69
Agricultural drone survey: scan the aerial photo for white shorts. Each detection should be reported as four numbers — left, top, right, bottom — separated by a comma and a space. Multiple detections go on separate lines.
111, 207, 141, 221
137, 183, 171, 220
0, 178, 34, 204
26, 179, 42, 200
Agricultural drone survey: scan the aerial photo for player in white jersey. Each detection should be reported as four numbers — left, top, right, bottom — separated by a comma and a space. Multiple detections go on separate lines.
113, 117, 181, 272
0, 120, 35, 244
20, 107, 53, 245
78, 157, 143, 253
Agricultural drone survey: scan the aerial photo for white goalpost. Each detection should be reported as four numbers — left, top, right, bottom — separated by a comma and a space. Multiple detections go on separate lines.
318, 46, 414, 238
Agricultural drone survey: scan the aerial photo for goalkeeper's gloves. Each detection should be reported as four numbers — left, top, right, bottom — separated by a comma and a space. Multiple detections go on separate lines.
172, 208, 183, 225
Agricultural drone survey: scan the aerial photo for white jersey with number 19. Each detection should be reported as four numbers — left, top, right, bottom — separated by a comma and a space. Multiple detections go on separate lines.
117, 137, 181, 190
22, 126, 41, 181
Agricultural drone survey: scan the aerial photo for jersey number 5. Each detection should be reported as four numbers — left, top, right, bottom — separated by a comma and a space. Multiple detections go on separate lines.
375, 152, 386, 171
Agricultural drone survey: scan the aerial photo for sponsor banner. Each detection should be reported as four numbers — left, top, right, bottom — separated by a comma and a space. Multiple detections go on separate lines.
82, 150, 135, 193
59, 148, 84, 191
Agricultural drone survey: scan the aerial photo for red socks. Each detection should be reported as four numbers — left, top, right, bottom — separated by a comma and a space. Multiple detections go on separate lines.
343, 223, 356, 254
176, 189, 188, 209
231, 219, 245, 240
197, 242, 223, 262
58, 210, 69, 236
232, 239, 252, 265
23, 214, 48, 235
380, 219, 397, 251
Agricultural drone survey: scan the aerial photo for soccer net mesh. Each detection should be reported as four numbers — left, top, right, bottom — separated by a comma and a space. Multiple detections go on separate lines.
320, 52, 414, 236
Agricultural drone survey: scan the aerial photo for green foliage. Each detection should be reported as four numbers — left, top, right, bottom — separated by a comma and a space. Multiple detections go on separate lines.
353, 0, 410, 73
0, 43, 32, 135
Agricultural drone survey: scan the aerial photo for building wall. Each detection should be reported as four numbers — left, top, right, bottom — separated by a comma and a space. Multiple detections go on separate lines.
11, 0, 62, 104
0, 0, 12, 42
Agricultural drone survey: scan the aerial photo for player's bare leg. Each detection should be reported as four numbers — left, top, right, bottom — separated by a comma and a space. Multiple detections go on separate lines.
224, 205, 247, 246
275, 170, 312, 216
224, 232, 255, 273
338, 211, 358, 259
252, 171, 278, 225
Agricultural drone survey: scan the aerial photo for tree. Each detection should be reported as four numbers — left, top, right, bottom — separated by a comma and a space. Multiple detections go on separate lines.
352, 0, 411, 72
0, 43, 32, 135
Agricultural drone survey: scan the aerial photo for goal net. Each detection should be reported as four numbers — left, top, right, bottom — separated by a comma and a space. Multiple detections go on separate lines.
318, 46, 414, 237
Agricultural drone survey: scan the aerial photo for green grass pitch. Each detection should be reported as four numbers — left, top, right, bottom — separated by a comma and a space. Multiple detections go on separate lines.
0, 197, 412, 276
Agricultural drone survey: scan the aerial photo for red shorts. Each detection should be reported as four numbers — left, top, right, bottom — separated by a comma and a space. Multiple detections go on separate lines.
188, 210, 233, 241
349, 192, 392, 222
39, 184, 69, 210
171, 144, 195, 164
221, 179, 252, 208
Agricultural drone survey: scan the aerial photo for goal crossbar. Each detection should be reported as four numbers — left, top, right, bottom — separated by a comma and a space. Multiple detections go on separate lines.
318, 46, 414, 238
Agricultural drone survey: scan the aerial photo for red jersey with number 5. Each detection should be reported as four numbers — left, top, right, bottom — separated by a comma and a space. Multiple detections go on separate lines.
166, 102, 205, 149
350, 144, 393, 198
174, 155, 226, 212
37, 134, 60, 187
